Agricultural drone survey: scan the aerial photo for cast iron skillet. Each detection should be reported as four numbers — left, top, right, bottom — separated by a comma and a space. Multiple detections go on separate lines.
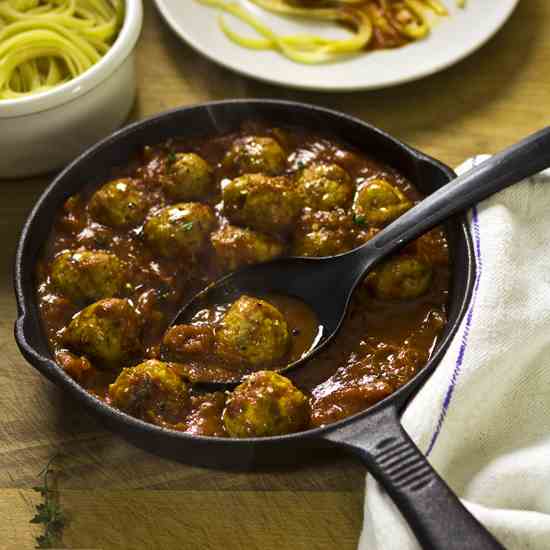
15, 100, 496, 549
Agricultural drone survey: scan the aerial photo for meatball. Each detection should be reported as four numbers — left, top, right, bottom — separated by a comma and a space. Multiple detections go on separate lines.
50, 249, 126, 303
216, 296, 290, 367
222, 174, 301, 234
144, 202, 216, 259
293, 229, 351, 257
368, 256, 432, 300
223, 136, 286, 175
108, 360, 189, 425
223, 371, 309, 437
62, 298, 141, 368
353, 179, 412, 227
88, 178, 148, 228
292, 209, 354, 257
163, 153, 214, 201
211, 225, 284, 271
297, 163, 354, 211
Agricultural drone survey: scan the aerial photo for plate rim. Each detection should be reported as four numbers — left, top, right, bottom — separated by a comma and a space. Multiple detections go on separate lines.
153, 0, 520, 92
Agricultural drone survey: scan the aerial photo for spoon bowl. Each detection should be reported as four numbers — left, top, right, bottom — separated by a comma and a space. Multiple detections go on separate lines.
172, 126, 550, 389
170, 248, 381, 388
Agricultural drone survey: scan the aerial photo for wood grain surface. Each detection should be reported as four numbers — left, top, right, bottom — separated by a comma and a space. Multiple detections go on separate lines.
1, 1, 549, 548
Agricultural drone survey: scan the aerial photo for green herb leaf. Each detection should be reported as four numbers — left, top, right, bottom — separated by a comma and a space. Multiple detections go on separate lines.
181, 221, 194, 232
36, 534, 54, 548
353, 214, 368, 227
31, 456, 66, 549
31, 504, 50, 524
167, 152, 177, 164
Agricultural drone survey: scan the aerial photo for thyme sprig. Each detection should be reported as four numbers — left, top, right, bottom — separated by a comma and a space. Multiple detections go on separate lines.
31, 456, 66, 549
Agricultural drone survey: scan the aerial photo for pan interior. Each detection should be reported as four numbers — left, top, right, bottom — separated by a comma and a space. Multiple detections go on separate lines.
14, 100, 475, 455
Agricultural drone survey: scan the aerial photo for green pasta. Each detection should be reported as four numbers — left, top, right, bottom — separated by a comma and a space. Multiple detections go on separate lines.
0, 0, 124, 100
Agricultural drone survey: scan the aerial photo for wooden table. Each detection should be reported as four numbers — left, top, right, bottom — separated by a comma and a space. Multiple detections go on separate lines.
2, 2, 549, 548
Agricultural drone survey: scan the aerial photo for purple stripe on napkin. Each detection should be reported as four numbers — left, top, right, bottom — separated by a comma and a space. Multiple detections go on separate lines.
426, 206, 482, 457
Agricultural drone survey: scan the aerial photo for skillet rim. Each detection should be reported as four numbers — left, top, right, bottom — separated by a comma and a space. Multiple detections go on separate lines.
13, 99, 475, 446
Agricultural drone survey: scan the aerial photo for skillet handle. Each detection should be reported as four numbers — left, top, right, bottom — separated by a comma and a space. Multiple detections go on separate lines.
323, 406, 504, 550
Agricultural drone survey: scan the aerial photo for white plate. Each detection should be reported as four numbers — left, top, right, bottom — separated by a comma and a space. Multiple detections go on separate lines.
154, 0, 520, 92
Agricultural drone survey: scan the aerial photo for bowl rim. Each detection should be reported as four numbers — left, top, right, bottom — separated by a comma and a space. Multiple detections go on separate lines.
14, 99, 475, 449
0, 0, 143, 119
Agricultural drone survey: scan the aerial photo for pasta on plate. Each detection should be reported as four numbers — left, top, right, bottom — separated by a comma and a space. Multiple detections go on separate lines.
198, 0, 466, 64
0, 0, 124, 100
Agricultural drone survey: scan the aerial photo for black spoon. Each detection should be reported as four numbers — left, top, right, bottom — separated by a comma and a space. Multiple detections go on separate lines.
172, 127, 550, 388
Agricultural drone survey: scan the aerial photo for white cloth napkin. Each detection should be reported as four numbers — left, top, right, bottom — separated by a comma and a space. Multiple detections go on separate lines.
359, 157, 550, 550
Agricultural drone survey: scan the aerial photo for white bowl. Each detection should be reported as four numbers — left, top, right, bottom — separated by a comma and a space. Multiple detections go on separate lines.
0, 0, 143, 179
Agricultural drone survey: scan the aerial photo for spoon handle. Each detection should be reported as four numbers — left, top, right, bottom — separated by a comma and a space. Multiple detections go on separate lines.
370, 126, 550, 259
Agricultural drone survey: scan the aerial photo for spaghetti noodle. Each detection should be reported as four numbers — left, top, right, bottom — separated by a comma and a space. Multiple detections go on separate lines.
0, 0, 124, 101
198, 0, 465, 64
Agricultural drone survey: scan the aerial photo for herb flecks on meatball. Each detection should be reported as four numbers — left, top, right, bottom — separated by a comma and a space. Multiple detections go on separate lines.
292, 209, 355, 257
51, 249, 126, 303
109, 360, 189, 426
211, 224, 284, 271
223, 136, 286, 176
89, 178, 148, 228
163, 153, 214, 201
353, 178, 412, 227
297, 162, 354, 211
144, 202, 216, 259
223, 371, 310, 437
62, 298, 141, 368
368, 256, 432, 300
216, 296, 290, 368
222, 174, 301, 234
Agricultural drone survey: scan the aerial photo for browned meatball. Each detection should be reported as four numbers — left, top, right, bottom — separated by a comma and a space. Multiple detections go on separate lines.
368, 256, 432, 300
163, 153, 214, 200
223, 136, 286, 175
353, 178, 412, 227
297, 163, 354, 211
223, 371, 310, 438
223, 174, 301, 235
216, 296, 290, 368
89, 178, 149, 228
211, 225, 284, 271
62, 298, 141, 368
108, 360, 189, 426
144, 202, 216, 259
292, 209, 355, 257
50, 249, 126, 303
